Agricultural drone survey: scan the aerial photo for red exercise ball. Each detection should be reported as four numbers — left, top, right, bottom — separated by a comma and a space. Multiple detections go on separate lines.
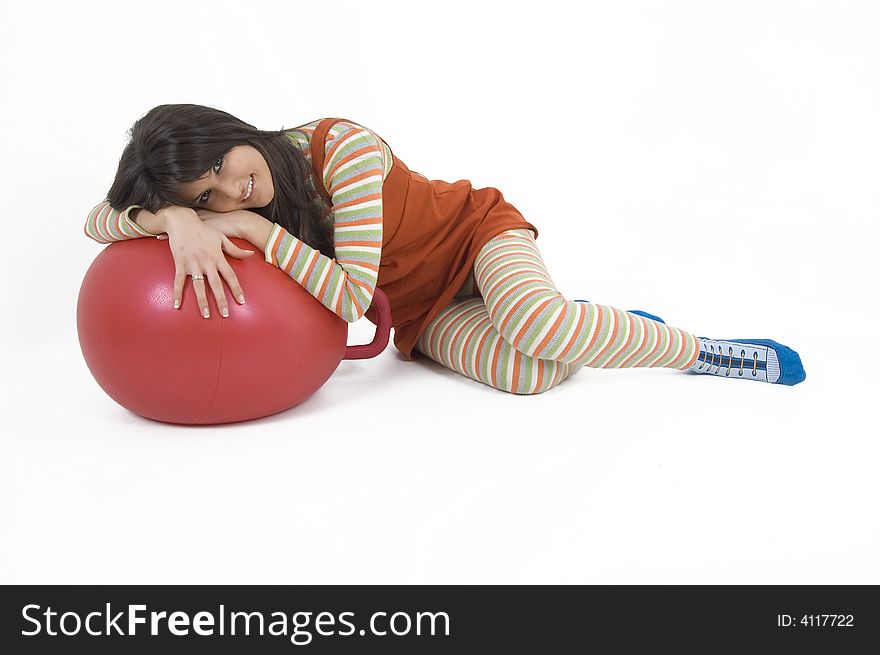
77, 237, 390, 425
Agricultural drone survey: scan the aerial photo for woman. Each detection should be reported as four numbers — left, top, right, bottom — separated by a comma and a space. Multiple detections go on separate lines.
84, 104, 805, 394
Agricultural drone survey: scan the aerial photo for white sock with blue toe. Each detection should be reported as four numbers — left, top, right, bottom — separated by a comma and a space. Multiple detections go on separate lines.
688, 337, 806, 385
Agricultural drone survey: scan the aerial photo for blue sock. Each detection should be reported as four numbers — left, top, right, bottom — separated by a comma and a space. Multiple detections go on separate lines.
688, 337, 806, 385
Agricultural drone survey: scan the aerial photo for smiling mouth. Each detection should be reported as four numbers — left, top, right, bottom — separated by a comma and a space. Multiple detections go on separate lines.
242, 174, 254, 202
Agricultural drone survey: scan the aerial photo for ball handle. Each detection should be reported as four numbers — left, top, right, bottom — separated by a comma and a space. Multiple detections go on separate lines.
344, 287, 392, 360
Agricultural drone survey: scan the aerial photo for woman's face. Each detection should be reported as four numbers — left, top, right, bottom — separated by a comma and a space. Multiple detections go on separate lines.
175, 144, 274, 211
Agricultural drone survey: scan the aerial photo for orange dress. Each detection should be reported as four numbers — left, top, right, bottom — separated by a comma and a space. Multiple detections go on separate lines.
309, 118, 539, 361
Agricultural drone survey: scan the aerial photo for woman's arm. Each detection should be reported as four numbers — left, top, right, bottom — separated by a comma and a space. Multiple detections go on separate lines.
259, 122, 387, 323
129, 207, 166, 234
240, 212, 275, 255
193, 209, 273, 253
84, 201, 157, 243
203, 122, 387, 323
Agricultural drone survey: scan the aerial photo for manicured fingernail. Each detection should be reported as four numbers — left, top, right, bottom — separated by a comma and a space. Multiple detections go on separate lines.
238, 295, 245, 304
221, 308, 229, 317
202, 308, 210, 318
174, 300, 179, 309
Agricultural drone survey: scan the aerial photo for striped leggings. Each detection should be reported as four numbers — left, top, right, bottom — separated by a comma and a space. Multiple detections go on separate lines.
413, 229, 702, 394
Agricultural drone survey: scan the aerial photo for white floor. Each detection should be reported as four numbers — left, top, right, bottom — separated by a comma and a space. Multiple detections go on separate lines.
2, 314, 876, 584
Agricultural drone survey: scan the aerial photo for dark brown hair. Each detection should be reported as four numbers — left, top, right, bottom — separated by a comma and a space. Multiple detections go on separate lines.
105, 103, 334, 258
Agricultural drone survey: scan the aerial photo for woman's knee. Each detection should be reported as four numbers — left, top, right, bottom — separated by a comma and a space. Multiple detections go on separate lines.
492, 350, 578, 395
415, 290, 582, 394
490, 293, 591, 361
474, 232, 594, 361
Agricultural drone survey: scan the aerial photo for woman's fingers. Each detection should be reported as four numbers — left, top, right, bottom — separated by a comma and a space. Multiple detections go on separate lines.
165, 232, 249, 316
217, 260, 246, 306
173, 269, 186, 309
221, 234, 255, 259
172, 269, 226, 318
192, 275, 211, 318
204, 270, 229, 318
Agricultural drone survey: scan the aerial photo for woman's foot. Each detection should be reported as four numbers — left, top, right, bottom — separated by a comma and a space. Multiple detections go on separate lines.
688, 337, 806, 385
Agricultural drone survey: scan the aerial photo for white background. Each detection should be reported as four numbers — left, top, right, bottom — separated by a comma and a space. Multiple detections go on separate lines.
1, 0, 877, 584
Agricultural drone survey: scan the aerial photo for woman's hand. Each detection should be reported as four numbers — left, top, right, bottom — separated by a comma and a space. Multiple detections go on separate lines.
193, 208, 249, 239
158, 208, 255, 318
161, 208, 272, 252
194, 208, 273, 255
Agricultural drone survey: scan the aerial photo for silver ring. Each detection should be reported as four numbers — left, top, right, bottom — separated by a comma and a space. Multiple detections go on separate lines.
191, 274, 205, 281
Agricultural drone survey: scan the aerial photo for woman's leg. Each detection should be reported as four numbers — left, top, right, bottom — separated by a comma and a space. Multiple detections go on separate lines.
415, 228, 805, 389
414, 296, 581, 395
474, 229, 701, 370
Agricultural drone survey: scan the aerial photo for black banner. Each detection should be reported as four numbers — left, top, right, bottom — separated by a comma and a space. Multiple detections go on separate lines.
2, 585, 876, 653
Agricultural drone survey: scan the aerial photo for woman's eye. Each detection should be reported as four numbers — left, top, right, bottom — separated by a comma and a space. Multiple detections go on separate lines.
199, 156, 224, 203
